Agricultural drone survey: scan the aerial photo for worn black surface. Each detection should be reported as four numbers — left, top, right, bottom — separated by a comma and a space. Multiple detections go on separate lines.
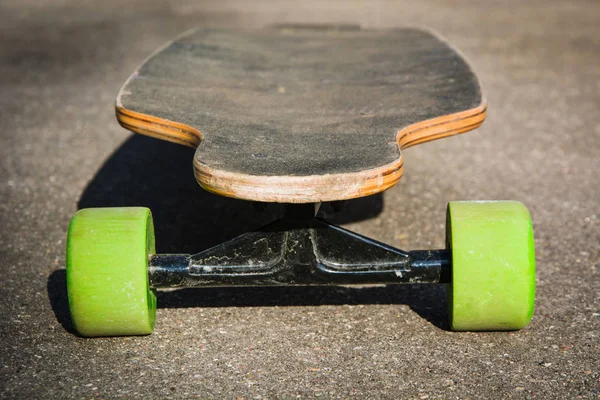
120, 27, 482, 176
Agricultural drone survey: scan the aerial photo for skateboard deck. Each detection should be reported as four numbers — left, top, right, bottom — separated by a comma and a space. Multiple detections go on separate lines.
116, 26, 485, 203
68, 27, 540, 339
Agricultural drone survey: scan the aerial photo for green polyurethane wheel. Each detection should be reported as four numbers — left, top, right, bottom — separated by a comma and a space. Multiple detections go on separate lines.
66, 207, 157, 337
447, 201, 535, 331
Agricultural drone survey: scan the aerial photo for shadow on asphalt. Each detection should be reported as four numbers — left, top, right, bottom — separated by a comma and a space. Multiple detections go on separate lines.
48, 269, 449, 333
155, 284, 449, 330
47, 270, 75, 334
49, 134, 449, 334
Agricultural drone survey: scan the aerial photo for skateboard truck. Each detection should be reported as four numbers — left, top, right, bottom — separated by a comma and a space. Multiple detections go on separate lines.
67, 201, 535, 337
148, 203, 450, 288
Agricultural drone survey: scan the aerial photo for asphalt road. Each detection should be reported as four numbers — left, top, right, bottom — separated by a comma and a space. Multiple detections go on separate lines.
1, 0, 598, 398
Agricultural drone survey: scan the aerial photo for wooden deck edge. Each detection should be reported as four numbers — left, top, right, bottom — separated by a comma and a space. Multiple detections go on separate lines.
116, 106, 203, 148
397, 102, 487, 149
115, 102, 485, 203
193, 160, 405, 203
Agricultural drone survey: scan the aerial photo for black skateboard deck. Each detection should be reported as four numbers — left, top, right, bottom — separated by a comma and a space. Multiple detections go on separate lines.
117, 25, 485, 203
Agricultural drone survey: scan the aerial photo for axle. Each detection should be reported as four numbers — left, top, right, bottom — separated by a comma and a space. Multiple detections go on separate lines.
148, 249, 450, 288
147, 204, 450, 288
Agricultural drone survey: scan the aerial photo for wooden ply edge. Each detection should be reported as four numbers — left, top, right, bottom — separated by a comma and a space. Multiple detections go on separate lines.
193, 159, 404, 203
115, 106, 203, 148
397, 102, 487, 149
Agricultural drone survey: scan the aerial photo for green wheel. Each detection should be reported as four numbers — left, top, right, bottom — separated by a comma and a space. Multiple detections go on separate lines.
447, 201, 535, 331
66, 207, 157, 337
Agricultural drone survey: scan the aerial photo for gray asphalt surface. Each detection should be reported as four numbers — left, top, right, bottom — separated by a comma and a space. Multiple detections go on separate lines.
0, 0, 598, 398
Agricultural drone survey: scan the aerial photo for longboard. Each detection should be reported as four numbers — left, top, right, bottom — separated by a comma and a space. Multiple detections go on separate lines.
66, 26, 539, 338
116, 25, 485, 203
